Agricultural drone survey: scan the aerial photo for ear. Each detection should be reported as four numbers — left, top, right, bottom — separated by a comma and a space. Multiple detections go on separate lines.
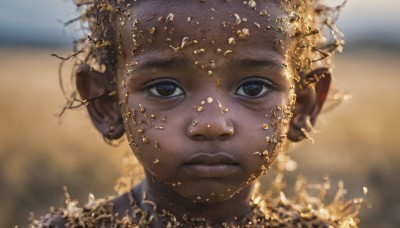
287, 68, 331, 142
75, 64, 124, 140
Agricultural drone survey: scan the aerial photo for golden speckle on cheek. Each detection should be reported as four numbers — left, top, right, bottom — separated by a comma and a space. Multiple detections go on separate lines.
227, 37, 236, 45
148, 26, 156, 34
236, 28, 250, 40
223, 50, 233, 56
247, 0, 256, 9
233, 13, 241, 25
139, 104, 145, 113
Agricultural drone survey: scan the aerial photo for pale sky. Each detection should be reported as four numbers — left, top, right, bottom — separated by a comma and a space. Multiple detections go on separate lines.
0, 0, 399, 46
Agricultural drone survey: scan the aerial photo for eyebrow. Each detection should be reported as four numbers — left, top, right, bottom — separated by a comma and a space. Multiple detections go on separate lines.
230, 58, 284, 70
133, 57, 188, 72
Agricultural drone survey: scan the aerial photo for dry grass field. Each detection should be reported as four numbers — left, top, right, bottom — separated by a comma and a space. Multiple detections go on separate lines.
0, 47, 399, 227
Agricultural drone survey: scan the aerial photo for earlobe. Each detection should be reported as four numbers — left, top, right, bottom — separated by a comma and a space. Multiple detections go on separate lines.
75, 64, 125, 140
287, 68, 331, 142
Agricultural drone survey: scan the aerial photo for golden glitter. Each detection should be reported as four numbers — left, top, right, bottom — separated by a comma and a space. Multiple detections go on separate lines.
254, 22, 261, 28
260, 10, 269, 17
234, 13, 241, 25
166, 13, 174, 24
194, 48, 206, 55
262, 124, 269, 130
248, 0, 256, 8
216, 48, 222, 54
142, 137, 149, 144
200, 100, 206, 105
153, 159, 159, 164
148, 26, 156, 34
139, 104, 145, 113
181, 37, 190, 48
187, 16, 192, 22
207, 97, 213, 103
262, 150, 269, 156
228, 37, 236, 45
236, 28, 250, 40
223, 50, 233, 56
208, 70, 213, 76
197, 106, 204, 112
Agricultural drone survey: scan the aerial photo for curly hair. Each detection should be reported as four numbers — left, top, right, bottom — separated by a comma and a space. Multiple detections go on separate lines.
56, 0, 345, 116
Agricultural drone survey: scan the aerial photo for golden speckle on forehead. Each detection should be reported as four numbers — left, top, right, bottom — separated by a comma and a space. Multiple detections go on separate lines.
166, 13, 174, 24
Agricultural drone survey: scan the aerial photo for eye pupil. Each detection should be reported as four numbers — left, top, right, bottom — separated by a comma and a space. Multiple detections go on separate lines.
156, 84, 176, 96
242, 84, 263, 97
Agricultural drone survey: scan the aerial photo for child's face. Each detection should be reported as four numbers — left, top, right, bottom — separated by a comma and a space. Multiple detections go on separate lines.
116, 0, 294, 202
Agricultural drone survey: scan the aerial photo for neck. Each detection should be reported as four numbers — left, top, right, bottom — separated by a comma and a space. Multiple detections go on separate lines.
133, 172, 255, 226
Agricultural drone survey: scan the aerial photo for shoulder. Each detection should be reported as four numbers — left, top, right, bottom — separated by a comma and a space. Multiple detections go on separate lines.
30, 192, 135, 227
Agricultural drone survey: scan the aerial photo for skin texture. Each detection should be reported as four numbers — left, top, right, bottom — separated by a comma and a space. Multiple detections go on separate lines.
75, 0, 331, 226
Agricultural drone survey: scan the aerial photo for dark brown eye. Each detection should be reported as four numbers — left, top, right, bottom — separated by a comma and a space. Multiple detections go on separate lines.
148, 82, 184, 97
236, 79, 271, 98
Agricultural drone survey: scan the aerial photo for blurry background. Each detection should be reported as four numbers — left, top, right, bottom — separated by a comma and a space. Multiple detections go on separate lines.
0, 0, 399, 227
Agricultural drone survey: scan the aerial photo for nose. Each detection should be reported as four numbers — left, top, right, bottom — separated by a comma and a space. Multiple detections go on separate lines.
187, 104, 235, 141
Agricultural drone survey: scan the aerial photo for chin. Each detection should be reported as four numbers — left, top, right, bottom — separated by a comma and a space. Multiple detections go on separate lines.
169, 179, 252, 204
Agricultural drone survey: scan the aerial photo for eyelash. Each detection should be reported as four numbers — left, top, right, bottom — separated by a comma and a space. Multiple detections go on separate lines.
144, 78, 185, 98
235, 77, 274, 99
144, 77, 274, 99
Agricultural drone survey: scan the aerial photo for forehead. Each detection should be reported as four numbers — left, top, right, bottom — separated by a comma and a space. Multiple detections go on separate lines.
118, 0, 288, 58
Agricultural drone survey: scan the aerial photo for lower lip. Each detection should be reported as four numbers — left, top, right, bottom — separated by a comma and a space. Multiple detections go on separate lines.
183, 164, 239, 178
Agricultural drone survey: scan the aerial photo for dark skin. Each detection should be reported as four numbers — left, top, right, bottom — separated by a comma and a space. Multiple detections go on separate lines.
74, 0, 331, 226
